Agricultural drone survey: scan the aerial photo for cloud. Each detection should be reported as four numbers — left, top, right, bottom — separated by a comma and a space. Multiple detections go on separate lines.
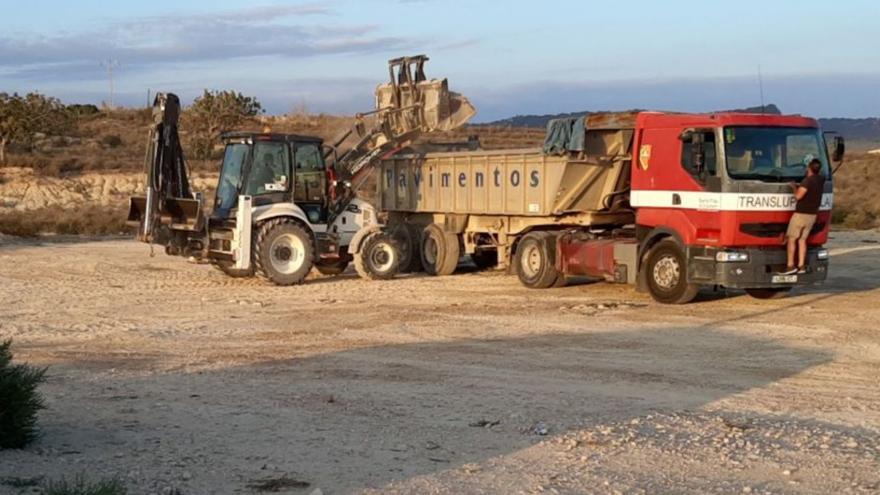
0, 3, 409, 81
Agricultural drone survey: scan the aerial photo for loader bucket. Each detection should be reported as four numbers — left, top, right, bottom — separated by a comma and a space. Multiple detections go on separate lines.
375, 78, 476, 134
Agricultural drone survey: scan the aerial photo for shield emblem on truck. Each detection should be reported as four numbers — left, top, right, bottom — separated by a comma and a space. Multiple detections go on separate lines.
639, 145, 652, 170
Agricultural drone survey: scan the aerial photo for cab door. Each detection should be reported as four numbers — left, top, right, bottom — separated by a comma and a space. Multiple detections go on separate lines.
292, 141, 328, 223
243, 140, 292, 207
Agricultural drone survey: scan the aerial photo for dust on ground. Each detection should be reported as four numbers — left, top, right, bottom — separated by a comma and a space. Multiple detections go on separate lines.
1, 231, 879, 494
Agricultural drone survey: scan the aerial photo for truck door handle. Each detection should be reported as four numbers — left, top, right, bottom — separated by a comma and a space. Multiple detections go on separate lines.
672, 193, 681, 205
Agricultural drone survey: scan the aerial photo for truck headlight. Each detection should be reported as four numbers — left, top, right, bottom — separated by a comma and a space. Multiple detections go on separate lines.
816, 248, 829, 260
716, 251, 749, 262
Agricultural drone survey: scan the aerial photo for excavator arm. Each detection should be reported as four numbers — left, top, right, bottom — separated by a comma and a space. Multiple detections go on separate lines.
127, 93, 204, 250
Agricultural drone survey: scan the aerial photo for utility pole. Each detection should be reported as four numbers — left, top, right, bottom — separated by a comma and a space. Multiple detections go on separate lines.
101, 58, 120, 109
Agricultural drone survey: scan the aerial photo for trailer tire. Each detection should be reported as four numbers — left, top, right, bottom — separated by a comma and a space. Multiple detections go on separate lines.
515, 231, 560, 289
211, 260, 254, 278
745, 287, 792, 299
390, 223, 423, 273
420, 224, 459, 276
355, 232, 400, 280
254, 219, 314, 286
644, 239, 699, 304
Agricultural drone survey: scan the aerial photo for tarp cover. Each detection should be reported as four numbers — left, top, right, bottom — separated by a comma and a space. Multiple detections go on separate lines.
543, 116, 586, 154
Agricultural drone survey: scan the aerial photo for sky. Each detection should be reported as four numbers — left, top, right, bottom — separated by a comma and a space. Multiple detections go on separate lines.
0, 0, 878, 121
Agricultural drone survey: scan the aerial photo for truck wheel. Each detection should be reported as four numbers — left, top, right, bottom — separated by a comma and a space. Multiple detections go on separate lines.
644, 240, 700, 304
254, 219, 314, 286
515, 231, 560, 289
211, 259, 254, 278
390, 223, 423, 273
355, 232, 400, 280
471, 250, 498, 270
420, 224, 460, 276
745, 288, 792, 299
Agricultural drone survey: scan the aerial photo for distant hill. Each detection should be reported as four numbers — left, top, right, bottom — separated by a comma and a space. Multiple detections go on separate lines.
484, 104, 880, 150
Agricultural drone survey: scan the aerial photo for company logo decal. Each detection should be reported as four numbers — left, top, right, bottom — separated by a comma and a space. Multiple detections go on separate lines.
638, 145, 652, 170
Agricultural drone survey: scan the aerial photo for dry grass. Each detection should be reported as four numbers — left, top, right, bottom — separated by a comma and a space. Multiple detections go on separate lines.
0, 203, 130, 237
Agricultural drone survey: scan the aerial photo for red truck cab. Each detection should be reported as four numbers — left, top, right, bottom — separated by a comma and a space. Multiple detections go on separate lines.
629, 111, 835, 302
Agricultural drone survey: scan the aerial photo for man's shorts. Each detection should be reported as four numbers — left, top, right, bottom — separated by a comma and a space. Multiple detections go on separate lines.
786, 212, 817, 241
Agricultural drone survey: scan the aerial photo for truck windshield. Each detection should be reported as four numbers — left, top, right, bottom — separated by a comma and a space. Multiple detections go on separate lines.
724, 127, 830, 182
216, 143, 249, 209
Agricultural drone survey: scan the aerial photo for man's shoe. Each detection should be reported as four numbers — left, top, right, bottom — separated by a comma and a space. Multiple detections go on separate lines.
779, 267, 798, 276
797, 266, 808, 274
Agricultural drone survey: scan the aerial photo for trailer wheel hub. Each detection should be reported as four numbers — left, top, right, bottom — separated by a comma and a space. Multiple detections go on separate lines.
521, 244, 543, 278
652, 255, 680, 290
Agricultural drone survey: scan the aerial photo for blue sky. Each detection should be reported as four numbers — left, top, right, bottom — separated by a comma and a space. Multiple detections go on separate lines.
0, 0, 878, 121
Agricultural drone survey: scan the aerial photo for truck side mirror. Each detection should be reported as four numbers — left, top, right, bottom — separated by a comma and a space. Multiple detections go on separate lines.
690, 132, 706, 174
832, 136, 845, 162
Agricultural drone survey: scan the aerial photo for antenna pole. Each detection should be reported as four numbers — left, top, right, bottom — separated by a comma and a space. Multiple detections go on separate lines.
101, 58, 120, 109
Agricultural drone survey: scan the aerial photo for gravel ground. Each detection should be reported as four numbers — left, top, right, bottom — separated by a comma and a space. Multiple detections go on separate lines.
0, 230, 879, 494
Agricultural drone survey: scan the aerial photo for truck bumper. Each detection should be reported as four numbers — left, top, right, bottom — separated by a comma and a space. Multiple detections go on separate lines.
687, 246, 828, 289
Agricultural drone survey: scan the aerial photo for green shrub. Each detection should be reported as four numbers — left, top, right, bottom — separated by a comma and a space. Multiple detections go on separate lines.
0, 340, 47, 449
43, 475, 126, 495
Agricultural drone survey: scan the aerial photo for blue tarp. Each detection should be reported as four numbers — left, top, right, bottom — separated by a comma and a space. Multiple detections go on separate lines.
542, 116, 586, 154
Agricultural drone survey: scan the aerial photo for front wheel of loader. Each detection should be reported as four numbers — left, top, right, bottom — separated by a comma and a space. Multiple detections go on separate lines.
355, 232, 400, 280
254, 219, 314, 286
212, 260, 254, 278
420, 224, 460, 276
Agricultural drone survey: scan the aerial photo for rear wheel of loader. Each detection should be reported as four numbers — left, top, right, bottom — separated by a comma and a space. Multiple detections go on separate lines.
390, 223, 423, 273
254, 219, 314, 286
355, 232, 400, 280
420, 224, 460, 276
515, 231, 560, 289
745, 287, 792, 299
644, 239, 700, 304
211, 260, 254, 278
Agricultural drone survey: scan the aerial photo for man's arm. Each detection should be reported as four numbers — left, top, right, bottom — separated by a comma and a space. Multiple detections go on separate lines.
788, 181, 807, 200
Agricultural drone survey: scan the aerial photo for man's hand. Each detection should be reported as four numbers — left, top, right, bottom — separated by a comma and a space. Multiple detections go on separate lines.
788, 181, 798, 191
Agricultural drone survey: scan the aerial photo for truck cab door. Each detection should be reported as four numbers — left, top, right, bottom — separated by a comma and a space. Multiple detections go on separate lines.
292, 141, 328, 224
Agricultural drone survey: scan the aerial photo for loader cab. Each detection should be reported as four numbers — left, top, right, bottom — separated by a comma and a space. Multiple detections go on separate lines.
214, 133, 330, 224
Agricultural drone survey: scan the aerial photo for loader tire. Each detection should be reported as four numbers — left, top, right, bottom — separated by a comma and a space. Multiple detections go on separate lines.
254, 219, 314, 286
390, 222, 423, 273
644, 239, 700, 304
420, 224, 460, 276
515, 231, 560, 289
211, 259, 254, 278
354, 232, 400, 280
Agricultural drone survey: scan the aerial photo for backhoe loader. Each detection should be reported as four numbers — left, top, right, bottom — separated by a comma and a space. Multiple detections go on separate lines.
127, 55, 475, 284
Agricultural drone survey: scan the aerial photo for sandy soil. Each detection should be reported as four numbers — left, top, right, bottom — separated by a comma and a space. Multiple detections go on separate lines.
1, 231, 879, 494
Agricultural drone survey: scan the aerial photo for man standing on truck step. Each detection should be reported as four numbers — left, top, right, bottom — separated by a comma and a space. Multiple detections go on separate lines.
782, 158, 825, 275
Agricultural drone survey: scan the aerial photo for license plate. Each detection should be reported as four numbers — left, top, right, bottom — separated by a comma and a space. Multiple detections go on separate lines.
772, 274, 798, 284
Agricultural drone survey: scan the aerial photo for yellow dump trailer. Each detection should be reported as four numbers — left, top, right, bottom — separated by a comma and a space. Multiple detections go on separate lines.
358, 113, 637, 277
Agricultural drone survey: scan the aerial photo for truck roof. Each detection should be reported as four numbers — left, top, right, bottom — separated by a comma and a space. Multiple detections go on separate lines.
220, 131, 323, 143
637, 111, 818, 129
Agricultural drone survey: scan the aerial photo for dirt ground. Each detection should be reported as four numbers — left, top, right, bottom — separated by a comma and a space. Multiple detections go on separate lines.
1, 231, 879, 494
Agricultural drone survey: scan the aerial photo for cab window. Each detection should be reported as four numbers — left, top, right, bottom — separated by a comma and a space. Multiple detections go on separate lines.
245, 141, 290, 195
681, 130, 717, 181
293, 142, 326, 203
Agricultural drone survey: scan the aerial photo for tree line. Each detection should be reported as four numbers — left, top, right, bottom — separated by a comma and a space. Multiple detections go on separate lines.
0, 90, 264, 164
